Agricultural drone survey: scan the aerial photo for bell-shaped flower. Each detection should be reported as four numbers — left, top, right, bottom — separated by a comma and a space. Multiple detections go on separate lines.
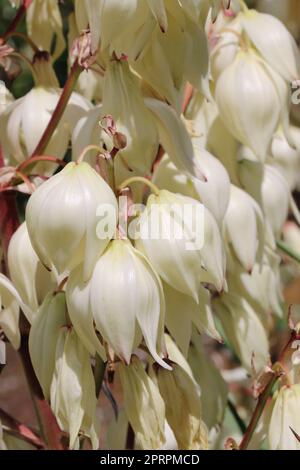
224, 185, 265, 271
268, 384, 300, 450
0, 55, 92, 171
26, 161, 118, 280
66, 239, 169, 369
262, 165, 300, 238
26, 0, 65, 61
135, 189, 226, 301
240, 9, 300, 82
101, 60, 158, 175
164, 282, 221, 357
119, 356, 166, 450
8, 222, 56, 322
215, 49, 283, 161
188, 330, 228, 431
154, 358, 208, 450
29, 292, 67, 400
50, 327, 99, 449
269, 127, 300, 191
213, 292, 269, 374
227, 249, 283, 319
153, 149, 230, 227
210, 18, 241, 80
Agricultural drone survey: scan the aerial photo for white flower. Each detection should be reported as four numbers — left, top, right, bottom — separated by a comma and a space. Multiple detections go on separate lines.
66, 239, 169, 369
154, 356, 208, 450
50, 327, 99, 449
268, 385, 300, 450
119, 356, 166, 450
153, 148, 230, 227
26, 162, 117, 280
26, 0, 65, 61
135, 189, 226, 300
188, 331, 228, 430
163, 282, 221, 357
224, 185, 265, 271
101, 60, 158, 175
0, 56, 91, 171
270, 127, 300, 191
8, 222, 56, 322
29, 292, 67, 400
261, 165, 300, 238
215, 49, 284, 161
240, 9, 300, 82
213, 292, 270, 373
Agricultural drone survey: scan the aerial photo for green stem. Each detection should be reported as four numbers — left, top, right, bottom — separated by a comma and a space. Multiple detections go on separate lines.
30, 60, 82, 158
277, 240, 300, 264
227, 399, 247, 435
94, 355, 107, 397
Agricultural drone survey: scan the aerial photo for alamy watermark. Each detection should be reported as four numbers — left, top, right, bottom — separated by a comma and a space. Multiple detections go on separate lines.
95, 196, 205, 251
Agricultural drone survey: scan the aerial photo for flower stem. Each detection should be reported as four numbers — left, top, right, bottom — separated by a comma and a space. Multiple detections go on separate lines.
277, 240, 300, 264
227, 399, 247, 434
30, 60, 82, 158
2, 0, 33, 42
94, 355, 107, 397
118, 176, 160, 196
239, 371, 280, 450
239, 331, 297, 450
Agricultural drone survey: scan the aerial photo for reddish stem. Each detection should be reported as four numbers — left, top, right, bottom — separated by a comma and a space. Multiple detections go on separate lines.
17, 155, 66, 173
0, 148, 19, 264
0, 407, 44, 449
2, 0, 33, 42
30, 60, 82, 158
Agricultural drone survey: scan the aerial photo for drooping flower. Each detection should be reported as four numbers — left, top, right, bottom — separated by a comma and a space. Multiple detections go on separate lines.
26, 161, 118, 280
119, 356, 166, 450
135, 189, 226, 301
66, 239, 169, 368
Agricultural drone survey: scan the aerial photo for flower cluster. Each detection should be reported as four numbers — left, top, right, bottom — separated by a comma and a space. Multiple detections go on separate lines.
1, 0, 300, 451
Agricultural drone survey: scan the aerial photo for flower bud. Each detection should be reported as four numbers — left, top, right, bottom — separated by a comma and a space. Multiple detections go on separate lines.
119, 356, 166, 450
224, 185, 265, 271
50, 328, 99, 449
136, 189, 226, 300
215, 50, 282, 161
8, 222, 56, 322
268, 385, 300, 450
213, 292, 269, 373
188, 331, 228, 430
67, 239, 169, 368
240, 9, 300, 82
29, 292, 67, 400
155, 361, 208, 450
26, 162, 117, 280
